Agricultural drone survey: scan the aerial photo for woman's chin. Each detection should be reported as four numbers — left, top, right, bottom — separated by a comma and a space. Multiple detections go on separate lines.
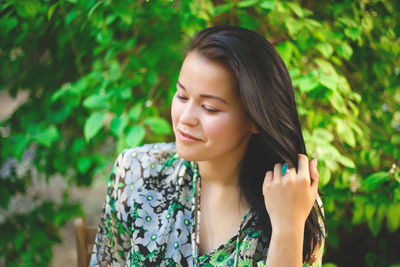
175, 144, 206, 162
176, 149, 199, 162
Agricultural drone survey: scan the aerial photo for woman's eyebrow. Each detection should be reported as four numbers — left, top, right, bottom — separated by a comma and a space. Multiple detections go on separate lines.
176, 80, 228, 105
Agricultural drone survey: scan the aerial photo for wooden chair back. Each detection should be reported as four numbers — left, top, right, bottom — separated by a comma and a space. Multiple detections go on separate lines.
74, 217, 98, 267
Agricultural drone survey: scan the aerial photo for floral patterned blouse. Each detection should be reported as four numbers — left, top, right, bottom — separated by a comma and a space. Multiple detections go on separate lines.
90, 143, 324, 267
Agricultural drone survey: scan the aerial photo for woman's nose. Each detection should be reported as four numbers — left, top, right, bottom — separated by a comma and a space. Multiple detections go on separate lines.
179, 103, 199, 126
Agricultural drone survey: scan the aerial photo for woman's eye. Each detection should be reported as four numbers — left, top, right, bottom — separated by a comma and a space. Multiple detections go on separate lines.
202, 106, 219, 113
176, 94, 188, 101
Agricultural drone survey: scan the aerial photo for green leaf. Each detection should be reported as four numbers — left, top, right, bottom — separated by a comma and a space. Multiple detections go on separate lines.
88, 1, 103, 18
366, 203, 381, 236
335, 118, 356, 147
312, 128, 334, 142
34, 125, 60, 147
344, 27, 361, 41
284, 17, 301, 36
110, 113, 128, 136
329, 92, 346, 113
215, 3, 234, 15
319, 75, 337, 91
287, 2, 305, 18
316, 43, 334, 58
15, 231, 25, 251
238, 0, 259, 8
276, 41, 295, 65
16, 0, 41, 18
83, 94, 109, 109
128, 103, 143, 122
314, 58, 337, 76
84, 112, 107, 141
77, 156, 92, 173
109, 60, 122, 81
294, 75, 319, 92
126, 125, 146, 147
72, 139, 85, 154
51, 85, 69, 102
336, 154, 355, 168
337, 42, 353, 60
391, 135, 400, 145
65, 10, 77, 24
387, 203, 400, 233
4, 17, 18, 34
259, 0, 275, 10
394, 188, 400, 202
146, 71, 158, 86
375, 204, 387, 235
362, 171, 390, 191
352, 199, 364, 225
319, 165, 331, 186
47, 3, 58, 21
144, 117, 172, 135
119, 87, 132, 100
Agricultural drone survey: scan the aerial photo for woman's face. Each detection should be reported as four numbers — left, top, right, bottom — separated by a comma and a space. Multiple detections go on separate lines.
171, 51, 257, 162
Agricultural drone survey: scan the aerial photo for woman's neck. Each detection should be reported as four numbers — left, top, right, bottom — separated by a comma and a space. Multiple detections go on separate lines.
197, 145, 245, 187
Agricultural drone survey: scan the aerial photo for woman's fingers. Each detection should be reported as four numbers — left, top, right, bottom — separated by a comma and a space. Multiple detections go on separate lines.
297, 154, 310, 182
263, 171, 273, 186
309, 159, 319, 196
265, 156, 319, 189
273, 163, 282, 183
309, 159, 319, 184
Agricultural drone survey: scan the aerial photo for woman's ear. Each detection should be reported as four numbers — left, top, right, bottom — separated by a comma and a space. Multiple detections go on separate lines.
250, 123, 259, 134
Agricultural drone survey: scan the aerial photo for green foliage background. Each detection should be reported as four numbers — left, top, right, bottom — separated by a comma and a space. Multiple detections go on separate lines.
1, 0, 399, 266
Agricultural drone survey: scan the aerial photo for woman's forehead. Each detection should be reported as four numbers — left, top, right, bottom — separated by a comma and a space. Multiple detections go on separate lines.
178, 52, 239, 100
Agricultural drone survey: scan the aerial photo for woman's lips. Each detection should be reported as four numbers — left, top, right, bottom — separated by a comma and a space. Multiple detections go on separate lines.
178, 130, 202, 142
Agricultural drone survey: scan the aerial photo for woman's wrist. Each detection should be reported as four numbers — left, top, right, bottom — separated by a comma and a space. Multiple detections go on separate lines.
270, 220, 305, 236
266, 221, 305, 267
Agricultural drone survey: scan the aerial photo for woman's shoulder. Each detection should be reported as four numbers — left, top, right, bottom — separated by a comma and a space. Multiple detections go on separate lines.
110, 142, 180, 189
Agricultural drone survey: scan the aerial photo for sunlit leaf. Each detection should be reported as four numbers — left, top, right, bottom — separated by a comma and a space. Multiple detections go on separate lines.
110, 113, 128, 136
336, 154, 355, 168
362, 171, 390, 192
126, 125, 146, 147
319, 165, 331, 186
344, 27, 361, 41
387, 203, 400, 233
287, 2, 305, 17
337, 42, 353, 60
259, 0, 275, 10
238, 0, 259, 8
316, 43, 334, 58
329, 92, 346, 113
34, 125, 60, 147
77, 156, 92, 173
144, 117, 172, 135
335, 118, 356, 147
83, 94, 109, 109
129, 103, 143, 122
84, 112, 107, 141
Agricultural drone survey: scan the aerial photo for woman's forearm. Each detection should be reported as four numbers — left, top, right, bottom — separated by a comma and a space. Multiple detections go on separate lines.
265, 225, 304, 267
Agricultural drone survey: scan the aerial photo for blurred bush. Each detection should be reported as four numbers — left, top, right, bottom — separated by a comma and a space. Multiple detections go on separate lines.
0, 0, 399, 266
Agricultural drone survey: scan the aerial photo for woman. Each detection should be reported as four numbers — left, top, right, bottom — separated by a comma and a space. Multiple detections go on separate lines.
90, 26, 325, 267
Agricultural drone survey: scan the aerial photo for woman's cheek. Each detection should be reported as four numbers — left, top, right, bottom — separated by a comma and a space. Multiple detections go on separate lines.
202, 115, 230, 140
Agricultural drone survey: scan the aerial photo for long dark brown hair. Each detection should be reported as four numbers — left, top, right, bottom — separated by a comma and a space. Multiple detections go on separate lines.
187, 25, 325, 264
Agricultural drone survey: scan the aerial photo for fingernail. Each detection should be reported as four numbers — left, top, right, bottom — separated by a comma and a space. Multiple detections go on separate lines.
314, 159, 318, 167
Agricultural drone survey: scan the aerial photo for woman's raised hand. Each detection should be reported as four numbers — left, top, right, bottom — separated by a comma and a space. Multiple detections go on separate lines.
262, 154, 319, 233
